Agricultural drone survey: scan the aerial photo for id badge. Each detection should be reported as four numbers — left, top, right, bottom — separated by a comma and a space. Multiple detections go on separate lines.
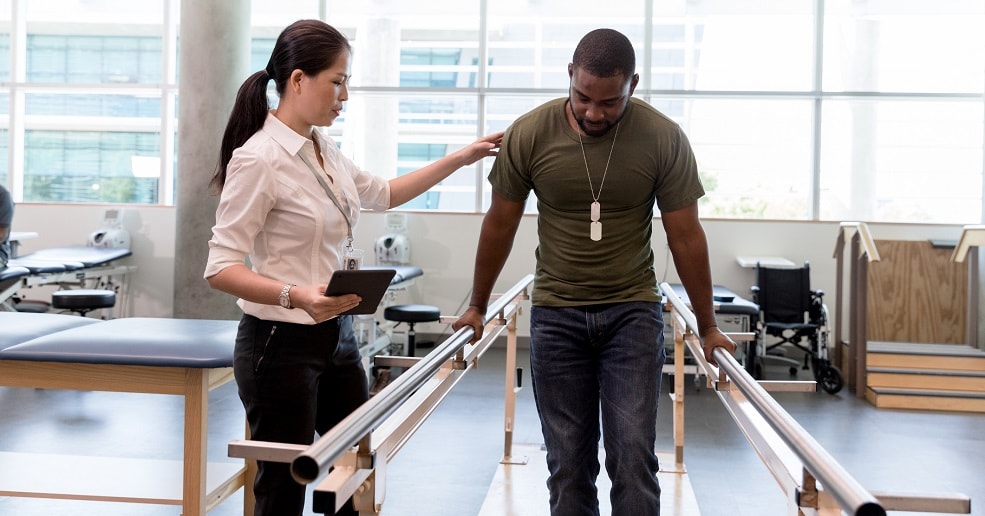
341, 246, 364, 270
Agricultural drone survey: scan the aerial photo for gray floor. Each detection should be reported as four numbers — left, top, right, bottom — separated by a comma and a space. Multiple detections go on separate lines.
1, 347, 983, 515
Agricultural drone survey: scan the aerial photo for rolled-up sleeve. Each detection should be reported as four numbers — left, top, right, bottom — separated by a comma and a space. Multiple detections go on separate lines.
204, 152, 276, 279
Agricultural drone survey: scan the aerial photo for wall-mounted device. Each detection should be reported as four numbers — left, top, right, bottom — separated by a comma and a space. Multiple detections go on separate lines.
374, 212, 410, 265
87, 208, 131, 249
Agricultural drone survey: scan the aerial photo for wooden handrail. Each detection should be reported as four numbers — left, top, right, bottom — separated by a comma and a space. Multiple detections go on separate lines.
833, 221, 881, 397
951, 225, 985, 348
834, 221, 881, 262
950, 224, 985, 263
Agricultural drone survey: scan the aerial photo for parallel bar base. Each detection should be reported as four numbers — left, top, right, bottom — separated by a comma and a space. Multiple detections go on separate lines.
478, 445, 700, 515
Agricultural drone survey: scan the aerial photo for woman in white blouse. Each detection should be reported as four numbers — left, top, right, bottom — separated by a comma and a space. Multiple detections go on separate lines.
204, 19, 501, 516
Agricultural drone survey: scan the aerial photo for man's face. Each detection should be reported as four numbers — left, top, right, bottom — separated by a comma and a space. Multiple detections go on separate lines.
567, 65, 638, 137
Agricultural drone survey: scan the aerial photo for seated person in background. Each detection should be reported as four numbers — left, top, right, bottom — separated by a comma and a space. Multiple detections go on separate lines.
0, 184, 13, 268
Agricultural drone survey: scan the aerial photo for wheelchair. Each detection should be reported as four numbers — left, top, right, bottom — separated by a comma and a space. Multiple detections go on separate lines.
750, 262, 845, 394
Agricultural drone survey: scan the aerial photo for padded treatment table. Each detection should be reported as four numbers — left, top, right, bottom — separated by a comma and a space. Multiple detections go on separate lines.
0, 266, 32, 310
11, 246, 135, 317
0, 315, 246, 516
0, 265, 32, 286
0, 312, 101, 350
5, 257, 70, 275
17, 245, 132, 267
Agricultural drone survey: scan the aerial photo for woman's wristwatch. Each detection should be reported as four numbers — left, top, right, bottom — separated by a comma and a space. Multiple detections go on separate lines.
278, 284, 295, 309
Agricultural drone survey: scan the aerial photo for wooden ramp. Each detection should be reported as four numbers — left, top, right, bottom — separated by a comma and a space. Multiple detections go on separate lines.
478, 445, 700, 516
866, 341, 985, 413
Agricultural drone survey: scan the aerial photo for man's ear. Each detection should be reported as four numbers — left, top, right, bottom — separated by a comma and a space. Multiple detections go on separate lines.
629, 73, 640, 95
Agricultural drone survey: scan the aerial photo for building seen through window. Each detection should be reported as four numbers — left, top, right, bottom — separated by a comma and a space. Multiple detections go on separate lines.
0, 0, 982, 224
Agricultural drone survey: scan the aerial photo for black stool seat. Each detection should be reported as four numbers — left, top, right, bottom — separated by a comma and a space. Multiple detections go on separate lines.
382, 304, 440, 358
51, 289, 116, 317
383, 304, 440, 324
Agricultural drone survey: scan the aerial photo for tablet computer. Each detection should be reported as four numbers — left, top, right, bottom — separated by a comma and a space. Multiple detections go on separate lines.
324, 268, 397, 315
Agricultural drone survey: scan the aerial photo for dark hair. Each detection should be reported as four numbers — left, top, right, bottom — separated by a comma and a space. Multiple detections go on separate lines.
210, 19, 351, 193
571, 28, 636, 79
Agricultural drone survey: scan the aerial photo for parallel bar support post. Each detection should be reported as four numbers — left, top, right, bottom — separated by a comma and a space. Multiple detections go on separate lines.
673, 319, 685, 467
501, 307, 525, 464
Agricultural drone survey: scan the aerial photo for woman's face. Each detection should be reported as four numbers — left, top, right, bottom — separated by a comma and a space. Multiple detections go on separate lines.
299, 50, 351, 127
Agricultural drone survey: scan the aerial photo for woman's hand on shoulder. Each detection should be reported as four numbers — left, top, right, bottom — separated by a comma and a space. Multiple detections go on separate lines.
291, 283, 361, 323
459, 131, 504, 166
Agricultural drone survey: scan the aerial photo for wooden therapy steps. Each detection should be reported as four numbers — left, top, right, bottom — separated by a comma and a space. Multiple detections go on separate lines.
866, 341, 985, 413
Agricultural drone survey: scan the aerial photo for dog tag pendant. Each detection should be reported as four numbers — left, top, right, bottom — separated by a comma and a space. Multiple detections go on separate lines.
590, 201, 601, 241
590, 221, 602, 241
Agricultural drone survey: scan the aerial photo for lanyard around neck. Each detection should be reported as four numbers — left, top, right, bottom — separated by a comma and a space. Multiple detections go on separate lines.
297, 149, 354, 251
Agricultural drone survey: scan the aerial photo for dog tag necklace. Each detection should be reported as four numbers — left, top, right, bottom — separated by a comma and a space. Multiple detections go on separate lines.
578, 122, 620, 241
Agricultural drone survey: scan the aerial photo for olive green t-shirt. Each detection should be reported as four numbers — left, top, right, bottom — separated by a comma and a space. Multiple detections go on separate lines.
489, 97, 704, 306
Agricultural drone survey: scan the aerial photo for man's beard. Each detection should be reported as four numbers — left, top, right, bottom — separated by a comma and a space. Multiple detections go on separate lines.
569, 99, 625, 137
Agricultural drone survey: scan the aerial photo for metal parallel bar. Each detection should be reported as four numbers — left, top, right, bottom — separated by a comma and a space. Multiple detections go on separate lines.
666, 308, 813, 393
290, 274, 534, 484
716, 384, 803, 497
715, 347, 884, 516
305, 293, 519, 513
372, 309, 513, 461
660, 282, 886, 516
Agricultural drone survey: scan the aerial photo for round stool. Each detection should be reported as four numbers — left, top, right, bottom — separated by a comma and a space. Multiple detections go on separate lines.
51, 289, 116, 318
383, 304, 440, 357
14, 300, 52, 313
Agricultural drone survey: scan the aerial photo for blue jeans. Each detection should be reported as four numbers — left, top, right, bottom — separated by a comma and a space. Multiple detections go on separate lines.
529, 302, 665, 516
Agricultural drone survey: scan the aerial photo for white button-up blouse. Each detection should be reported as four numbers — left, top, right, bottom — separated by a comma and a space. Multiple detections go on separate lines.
205, 112, 390, 324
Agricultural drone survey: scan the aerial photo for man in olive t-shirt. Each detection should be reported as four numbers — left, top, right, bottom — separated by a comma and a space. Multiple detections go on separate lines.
454, 29, 735, 516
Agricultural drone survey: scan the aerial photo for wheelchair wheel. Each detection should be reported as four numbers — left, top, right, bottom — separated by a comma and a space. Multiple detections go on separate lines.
818, 365, 844, 394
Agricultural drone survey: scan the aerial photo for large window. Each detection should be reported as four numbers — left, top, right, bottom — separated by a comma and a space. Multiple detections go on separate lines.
0, 0, 170, 205
0, 0, 982, 225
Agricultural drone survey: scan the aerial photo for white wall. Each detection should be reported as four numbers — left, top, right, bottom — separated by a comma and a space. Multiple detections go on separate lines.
14, 204, 178, 318
12, 204, 967, 339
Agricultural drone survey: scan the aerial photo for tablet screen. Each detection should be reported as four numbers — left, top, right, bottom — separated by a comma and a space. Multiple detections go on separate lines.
324, 268, 397, 315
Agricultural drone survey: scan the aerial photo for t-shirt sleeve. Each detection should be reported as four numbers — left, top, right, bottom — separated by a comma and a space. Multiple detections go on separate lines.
488, 122, 534, 203
654, 125, 705, 213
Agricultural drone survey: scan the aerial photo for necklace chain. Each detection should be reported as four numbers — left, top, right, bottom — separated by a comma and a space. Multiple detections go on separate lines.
578, 123, 620, 202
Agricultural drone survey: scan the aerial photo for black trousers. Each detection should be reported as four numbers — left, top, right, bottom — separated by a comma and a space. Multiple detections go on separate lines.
234, 314, 369, 516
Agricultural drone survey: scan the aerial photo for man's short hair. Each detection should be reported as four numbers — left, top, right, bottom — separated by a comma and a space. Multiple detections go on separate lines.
572, 28, 636, 79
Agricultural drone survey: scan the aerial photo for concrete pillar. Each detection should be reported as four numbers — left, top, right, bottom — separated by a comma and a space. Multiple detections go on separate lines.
346, 17, 400, 178
173, 0, 250, 319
